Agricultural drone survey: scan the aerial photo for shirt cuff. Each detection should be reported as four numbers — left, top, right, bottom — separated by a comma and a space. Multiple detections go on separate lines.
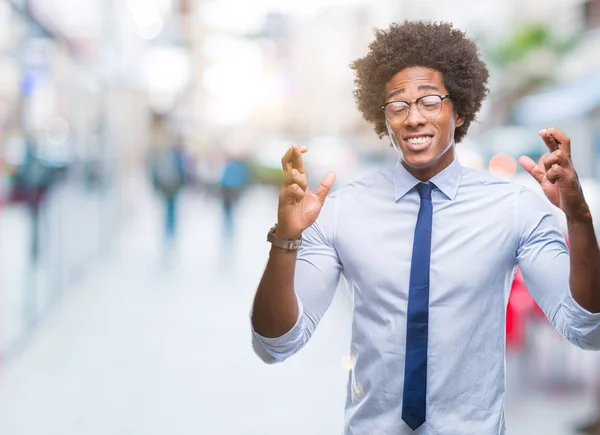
250, 294, 306, 361
562, 292, 600, 335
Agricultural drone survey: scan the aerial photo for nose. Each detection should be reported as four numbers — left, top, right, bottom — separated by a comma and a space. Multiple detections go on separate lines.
404, 103, 427, 128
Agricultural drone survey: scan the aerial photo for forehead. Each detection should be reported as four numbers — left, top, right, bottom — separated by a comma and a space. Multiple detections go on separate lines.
384, 67, 446, 97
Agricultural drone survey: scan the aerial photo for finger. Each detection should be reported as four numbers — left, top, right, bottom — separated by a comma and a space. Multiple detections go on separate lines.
537, 155, 546, 172
291, 183, 305, 203
539, 129, 559, 153
281, 183, 305, 203
518, 156, 546, 185
314, 172, 336, 203
291, 144, 305, 174
539, 152, 552, 171
542, 128, 571, 156
287, 168, 308, 191
545, 164, 563, 184
284, 168, 307, 189
281, 146, 294, 174
541, 150, 568, 171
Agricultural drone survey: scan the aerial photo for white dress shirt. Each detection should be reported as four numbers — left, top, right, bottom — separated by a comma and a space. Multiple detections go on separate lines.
251, 158, 600, 434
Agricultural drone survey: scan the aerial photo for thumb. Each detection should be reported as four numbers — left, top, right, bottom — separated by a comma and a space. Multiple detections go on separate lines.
518, 156, 545, 185
314, 172, 336, 203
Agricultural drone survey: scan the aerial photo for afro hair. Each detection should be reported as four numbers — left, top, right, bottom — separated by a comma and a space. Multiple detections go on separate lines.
350, 20, 489, 144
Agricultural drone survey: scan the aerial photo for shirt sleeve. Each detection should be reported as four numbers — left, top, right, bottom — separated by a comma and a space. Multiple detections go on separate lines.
251, 192, 344, 363
516, 187, 600, 350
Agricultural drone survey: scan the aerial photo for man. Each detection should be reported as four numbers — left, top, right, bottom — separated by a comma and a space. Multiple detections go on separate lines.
250, 21, 600, 434
219, 154, 251, 237
150, 134, 187, 252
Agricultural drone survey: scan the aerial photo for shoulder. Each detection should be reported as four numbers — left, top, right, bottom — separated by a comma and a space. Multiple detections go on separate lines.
457, 166, 536, 208
459, 166, 523, 194
316, 169, 392, 232
327, 168, 393, 202
460, 165, 563, 229
460, 166, 552, 206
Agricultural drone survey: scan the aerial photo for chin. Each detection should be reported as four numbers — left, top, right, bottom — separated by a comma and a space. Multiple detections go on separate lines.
401, 153, 439, 169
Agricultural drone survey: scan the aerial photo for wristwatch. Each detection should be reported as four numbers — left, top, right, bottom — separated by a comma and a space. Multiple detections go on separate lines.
267, 224, 302, 250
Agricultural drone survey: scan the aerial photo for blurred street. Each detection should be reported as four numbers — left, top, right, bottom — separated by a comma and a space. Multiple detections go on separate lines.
0, 180, 597, 435
1, 0, 600, 433
0, 180, 352, 435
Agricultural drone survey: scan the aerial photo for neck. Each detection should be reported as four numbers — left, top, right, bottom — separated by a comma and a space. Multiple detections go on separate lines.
402, 146, 455, 181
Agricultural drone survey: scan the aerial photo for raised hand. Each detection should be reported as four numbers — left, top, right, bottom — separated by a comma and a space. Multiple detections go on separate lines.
518, 128, 591, 221
276, 144, 336, 240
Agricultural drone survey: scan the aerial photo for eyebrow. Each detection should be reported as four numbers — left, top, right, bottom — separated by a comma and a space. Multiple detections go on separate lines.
387, 85, 441, 100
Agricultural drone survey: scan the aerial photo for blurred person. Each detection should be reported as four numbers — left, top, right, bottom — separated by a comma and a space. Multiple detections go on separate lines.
149, 131, 187, 253
12, 136, 55, 261
219, 155, 251, 237
250, 21, 600, 434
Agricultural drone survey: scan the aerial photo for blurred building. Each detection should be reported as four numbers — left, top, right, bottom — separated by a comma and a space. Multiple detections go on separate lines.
179, 0, 600, 160
0, 0, 192, 362
510, 0, 600, 179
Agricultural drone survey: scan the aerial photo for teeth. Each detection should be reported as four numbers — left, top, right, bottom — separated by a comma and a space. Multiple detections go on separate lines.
406, 136, 430, 144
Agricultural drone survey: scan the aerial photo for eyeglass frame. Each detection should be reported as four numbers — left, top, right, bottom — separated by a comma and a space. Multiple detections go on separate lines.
380, 94, 452, 124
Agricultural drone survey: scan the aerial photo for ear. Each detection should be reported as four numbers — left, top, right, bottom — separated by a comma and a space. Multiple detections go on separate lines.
455, 113, 465, 128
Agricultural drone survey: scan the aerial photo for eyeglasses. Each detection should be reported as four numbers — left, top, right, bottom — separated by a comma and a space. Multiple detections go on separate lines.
380, 94, 451, 124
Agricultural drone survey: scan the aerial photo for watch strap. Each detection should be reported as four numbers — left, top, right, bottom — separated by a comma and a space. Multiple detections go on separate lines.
267, 224, 302, 250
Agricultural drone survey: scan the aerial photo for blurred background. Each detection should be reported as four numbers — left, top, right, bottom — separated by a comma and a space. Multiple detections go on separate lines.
0, 0, 600, 434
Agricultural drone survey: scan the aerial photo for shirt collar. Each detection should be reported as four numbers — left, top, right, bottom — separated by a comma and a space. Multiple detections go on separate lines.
393, 157, 462, 201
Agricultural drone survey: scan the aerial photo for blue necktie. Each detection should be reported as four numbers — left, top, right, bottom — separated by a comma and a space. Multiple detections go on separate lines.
402, 182, 433, 431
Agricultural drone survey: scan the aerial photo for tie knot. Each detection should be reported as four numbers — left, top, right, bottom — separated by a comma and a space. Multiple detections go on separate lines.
416, 183, 433, 200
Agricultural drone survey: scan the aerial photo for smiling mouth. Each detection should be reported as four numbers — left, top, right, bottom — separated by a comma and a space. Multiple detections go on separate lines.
403, 135, 433, 150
